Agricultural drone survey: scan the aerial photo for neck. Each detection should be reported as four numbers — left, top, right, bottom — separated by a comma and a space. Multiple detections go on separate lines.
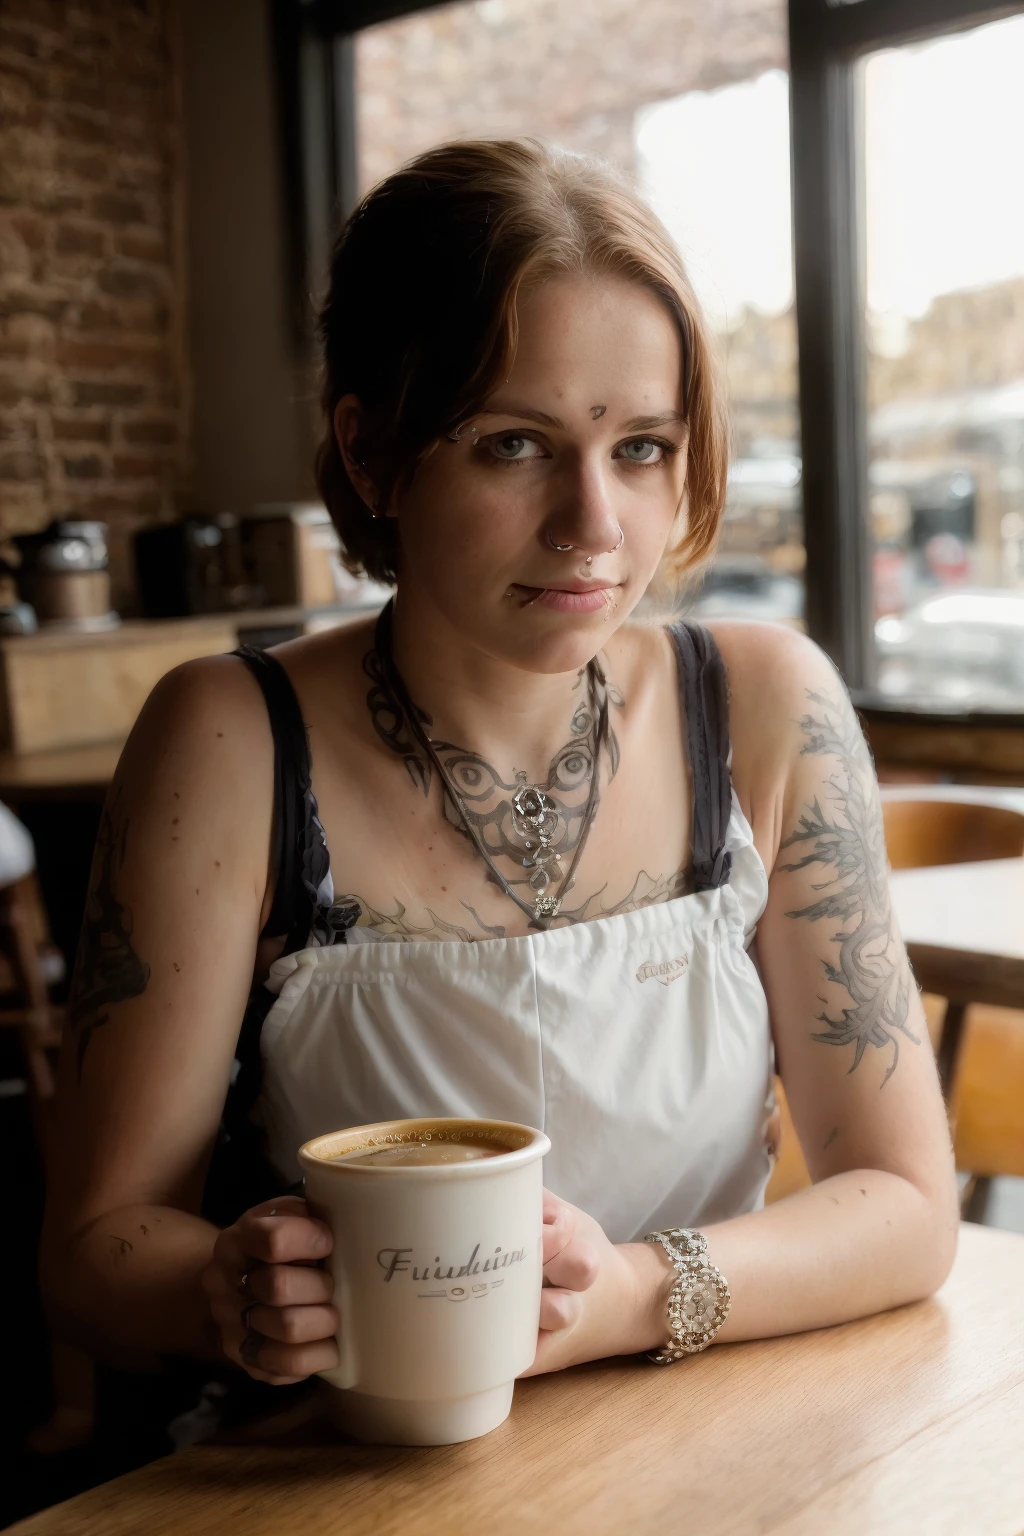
385, 592, 594, 779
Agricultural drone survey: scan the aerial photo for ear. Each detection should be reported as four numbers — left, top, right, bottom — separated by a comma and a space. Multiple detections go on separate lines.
334, 395, 382, 515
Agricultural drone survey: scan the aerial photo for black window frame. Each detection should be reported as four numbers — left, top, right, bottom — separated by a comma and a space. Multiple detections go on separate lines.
789, 0, 1024, 703
277, 0, 1024, 718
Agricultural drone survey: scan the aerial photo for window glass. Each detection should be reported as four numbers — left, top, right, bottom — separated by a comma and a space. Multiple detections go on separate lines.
865, 15, 1024, 710
356, 0, 802, 625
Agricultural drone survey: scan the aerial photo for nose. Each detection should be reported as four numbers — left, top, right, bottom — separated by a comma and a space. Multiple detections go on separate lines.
543, 452, 623, 557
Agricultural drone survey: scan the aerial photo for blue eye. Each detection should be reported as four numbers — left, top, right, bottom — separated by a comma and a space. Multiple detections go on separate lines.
487, 434, 544, 463
619, 438, 663, 463
494, 436, 527, 458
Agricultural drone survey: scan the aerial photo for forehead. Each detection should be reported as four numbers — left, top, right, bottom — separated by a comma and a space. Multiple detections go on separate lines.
498, 273, 685, 409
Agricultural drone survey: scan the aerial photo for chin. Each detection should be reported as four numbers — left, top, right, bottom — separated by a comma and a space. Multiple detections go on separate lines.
495, 594, 632, 674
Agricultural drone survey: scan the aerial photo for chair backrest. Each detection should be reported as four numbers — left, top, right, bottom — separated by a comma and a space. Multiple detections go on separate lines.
882, 799, 1024, 872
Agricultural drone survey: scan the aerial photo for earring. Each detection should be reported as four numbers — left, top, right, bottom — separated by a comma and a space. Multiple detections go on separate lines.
548, 533, 575, 552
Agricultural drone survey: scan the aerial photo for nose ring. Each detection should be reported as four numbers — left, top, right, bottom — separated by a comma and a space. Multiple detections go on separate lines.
610, 527, 624, 552
547, 533, 575, 552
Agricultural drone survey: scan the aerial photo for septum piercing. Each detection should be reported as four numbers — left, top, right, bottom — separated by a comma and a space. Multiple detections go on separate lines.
548, 528, 624, 556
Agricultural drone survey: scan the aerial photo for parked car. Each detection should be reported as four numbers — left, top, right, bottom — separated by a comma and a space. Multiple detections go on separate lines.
686, 555, 804, 625
875, 589, 1024, 709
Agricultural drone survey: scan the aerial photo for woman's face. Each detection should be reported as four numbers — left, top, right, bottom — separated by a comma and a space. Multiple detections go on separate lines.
374, 273, 688, 674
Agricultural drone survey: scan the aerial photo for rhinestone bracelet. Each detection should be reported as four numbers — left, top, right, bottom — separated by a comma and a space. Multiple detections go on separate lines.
643, 1227, 732, 1365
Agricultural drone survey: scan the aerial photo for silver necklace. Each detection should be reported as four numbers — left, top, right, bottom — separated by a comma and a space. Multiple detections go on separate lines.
374, 604, 608, 928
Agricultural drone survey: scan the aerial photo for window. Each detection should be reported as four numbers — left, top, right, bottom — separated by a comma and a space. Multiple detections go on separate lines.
289, 0, 1024, 714
864, 15, 1024, 709
353, 0, 802, 625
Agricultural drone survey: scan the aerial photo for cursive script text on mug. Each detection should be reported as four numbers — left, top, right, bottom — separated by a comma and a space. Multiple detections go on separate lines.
377, 1243, 527, 1283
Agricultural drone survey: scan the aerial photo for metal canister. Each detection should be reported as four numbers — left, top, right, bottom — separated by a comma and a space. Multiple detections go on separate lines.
9, 521, 119, 631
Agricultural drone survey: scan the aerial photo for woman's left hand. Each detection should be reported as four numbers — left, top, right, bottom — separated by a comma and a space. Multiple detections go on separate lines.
522, 1190, 668, 1376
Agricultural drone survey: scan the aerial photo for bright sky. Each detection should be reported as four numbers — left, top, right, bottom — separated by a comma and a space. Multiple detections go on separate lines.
635, 13, 1024, 330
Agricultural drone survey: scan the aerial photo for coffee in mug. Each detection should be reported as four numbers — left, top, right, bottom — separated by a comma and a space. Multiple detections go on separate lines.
299, 1116, 550, 1446
336, 1137, 503, 1167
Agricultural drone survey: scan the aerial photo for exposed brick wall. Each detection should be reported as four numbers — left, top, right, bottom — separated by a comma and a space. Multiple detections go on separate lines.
0, 0, 188, 612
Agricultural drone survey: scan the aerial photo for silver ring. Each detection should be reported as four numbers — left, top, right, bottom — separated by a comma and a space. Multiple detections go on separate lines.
547, 533, 575, 552
609, 528, 624, 552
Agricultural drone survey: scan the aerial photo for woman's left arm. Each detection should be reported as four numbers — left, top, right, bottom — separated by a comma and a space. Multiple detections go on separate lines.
699, 634, 960, 1342
528, 630, 959, 1374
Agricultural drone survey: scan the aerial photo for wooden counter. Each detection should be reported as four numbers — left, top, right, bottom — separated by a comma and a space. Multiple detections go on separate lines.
0, 605, 378, 789
10, 1222, 1024, 1536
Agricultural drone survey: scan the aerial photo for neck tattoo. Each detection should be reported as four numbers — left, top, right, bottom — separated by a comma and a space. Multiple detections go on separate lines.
363, 603, 620, 928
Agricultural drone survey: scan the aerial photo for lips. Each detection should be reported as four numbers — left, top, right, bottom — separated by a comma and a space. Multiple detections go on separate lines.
508, 581, 617, 615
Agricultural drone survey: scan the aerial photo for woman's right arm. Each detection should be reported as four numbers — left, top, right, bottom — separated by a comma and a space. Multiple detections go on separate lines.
39, 658, 336, 1381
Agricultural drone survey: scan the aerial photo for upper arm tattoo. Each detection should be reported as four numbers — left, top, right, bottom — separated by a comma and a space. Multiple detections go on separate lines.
779, 689, 918, 1086
68, 786, 151, 1081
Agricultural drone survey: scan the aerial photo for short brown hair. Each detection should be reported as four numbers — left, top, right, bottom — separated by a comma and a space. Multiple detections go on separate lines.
315, 138, 727, 585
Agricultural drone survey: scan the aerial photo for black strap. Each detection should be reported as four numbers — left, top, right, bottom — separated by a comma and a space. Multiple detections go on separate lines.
668, 621, 733, 891
235, 622, 732, 947
233, 646, 317, 945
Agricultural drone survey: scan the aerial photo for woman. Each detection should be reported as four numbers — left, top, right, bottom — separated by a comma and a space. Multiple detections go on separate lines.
42, 140, 957, 1391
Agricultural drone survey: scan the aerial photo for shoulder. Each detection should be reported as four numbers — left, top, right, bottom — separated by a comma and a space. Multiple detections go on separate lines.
115, 651, 277, 849
131, 650, 274, 761
697, 620, 854, 869
702, 619, 839, 715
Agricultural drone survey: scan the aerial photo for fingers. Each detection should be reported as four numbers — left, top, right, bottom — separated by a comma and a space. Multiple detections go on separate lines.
539, 1287, 583, 1332
215, 1293, 340, 1385
541, 1189, 578, 1266
232, 1207, 334, 1269
244, 1262, 335, 1308
245, 1302, 338, 1346
544, 1233, 599, 1295
231, 1327, 340, 1385
203, 1198, 339, 1385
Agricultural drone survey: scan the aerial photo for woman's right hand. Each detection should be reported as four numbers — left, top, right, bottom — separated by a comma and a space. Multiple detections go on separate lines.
202, 1195, 340, 1384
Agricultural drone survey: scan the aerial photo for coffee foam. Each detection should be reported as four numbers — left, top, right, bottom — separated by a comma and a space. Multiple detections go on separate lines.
304, 1118, 535, 1167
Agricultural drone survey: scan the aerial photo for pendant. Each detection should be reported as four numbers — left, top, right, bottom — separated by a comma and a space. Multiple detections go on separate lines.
512, 781, 551, 827
513, 774, 565, 909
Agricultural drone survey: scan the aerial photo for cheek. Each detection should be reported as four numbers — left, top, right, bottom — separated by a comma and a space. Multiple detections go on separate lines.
620, 471, 687, 559
397, 470, 530, 583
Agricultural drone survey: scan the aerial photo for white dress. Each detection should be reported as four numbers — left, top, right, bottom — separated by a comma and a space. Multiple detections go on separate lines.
237, 622, 777, 1246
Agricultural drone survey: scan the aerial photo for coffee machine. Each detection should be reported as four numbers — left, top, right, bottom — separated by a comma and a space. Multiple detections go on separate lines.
3, 521, 118, 631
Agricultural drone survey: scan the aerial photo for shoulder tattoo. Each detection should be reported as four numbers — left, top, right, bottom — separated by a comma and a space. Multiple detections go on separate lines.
779, 689, 919, 1085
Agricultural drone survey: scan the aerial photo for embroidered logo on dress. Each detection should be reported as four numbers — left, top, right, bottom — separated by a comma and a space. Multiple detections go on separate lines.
636, 954, 690, 987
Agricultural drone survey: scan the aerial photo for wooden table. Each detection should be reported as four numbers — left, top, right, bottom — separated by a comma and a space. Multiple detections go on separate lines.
11, 1223, 1024, 1536
0, 740, 122, 804
890, 855, 1024, 1092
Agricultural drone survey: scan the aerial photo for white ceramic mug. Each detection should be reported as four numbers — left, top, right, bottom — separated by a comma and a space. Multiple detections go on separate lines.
299, 1116, 550, 1446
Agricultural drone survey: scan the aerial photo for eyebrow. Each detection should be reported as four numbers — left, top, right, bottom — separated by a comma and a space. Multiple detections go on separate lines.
477, 404, 687, 432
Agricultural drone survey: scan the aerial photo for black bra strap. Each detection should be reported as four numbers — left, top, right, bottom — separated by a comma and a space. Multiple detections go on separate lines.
668, 621, 733, 891
234, 645, 316, 944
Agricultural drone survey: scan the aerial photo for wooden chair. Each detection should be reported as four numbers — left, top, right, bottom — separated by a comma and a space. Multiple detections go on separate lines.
881, 799, 1024, 872
883, 798, 1024, 1224
767, 797, 1024, 1216
0, 873, 95, 1452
